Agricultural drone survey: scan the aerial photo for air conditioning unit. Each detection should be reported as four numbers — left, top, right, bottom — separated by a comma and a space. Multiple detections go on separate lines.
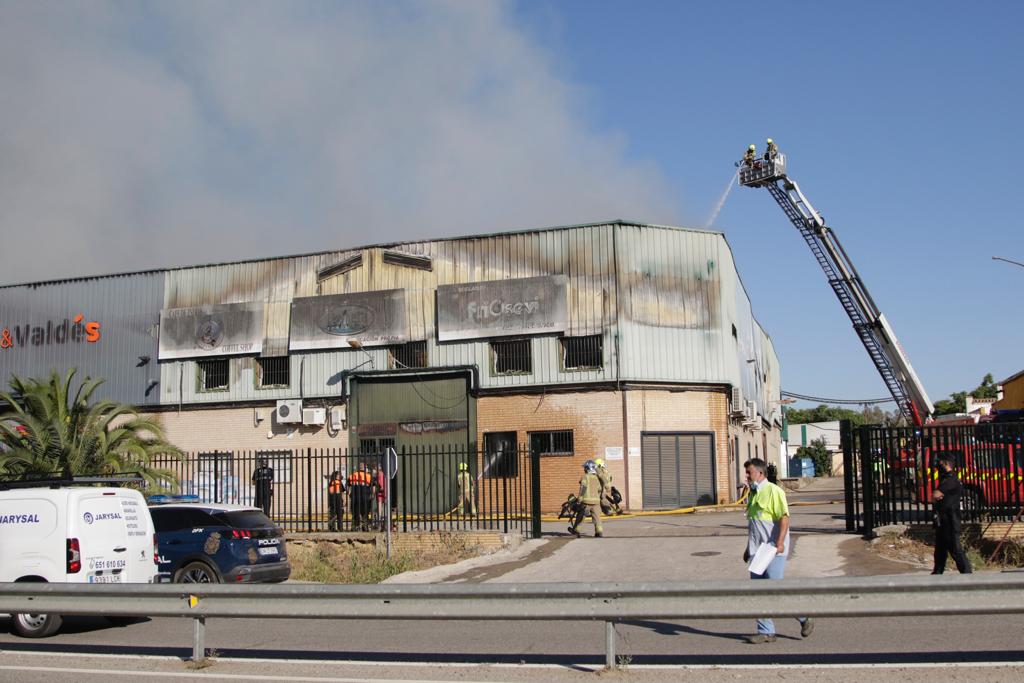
275, 399, 302, 424
730, 387, 745, 415
329, 405, 346, 431
746, 400, 757, 421
302, 407, 326, 426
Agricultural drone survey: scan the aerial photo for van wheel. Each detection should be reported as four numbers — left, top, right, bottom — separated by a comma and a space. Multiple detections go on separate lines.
175, 562, 219, 584
13, 612, 62, 638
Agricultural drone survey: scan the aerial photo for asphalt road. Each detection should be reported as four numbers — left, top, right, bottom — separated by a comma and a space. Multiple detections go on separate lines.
2, 478, 1022, 682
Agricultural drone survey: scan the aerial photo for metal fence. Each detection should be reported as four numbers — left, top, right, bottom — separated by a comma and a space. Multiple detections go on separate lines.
842, 420, 1024, 536
2, 574, 1021, 667
152, 446, 540, 537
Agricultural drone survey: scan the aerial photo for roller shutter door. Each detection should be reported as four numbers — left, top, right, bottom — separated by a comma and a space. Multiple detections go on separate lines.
641, 432, 716, 509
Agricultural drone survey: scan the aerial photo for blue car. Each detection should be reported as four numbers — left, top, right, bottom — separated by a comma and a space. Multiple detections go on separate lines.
149, 499, 290, 584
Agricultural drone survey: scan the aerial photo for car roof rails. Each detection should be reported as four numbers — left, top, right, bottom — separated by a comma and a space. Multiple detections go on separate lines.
0, 473, 148, 491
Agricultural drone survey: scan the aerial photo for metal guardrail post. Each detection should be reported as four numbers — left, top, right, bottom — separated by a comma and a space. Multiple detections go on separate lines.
605, 620, 616, 669
192, 616, 205, 663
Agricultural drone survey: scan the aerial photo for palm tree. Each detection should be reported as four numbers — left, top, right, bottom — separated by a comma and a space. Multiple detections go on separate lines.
0, 369, 182, 489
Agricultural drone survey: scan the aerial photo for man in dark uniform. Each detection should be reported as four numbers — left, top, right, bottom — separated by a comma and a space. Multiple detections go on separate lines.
252, 458, 274, 516
932, 456, 972, 575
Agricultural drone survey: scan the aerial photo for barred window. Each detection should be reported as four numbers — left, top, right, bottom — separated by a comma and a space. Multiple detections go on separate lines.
492, 339, 531, 375
257, 357, 290, 387
562, 335, 603, 370
484, 432, 519, 478
197, 359, 229, 391
389, 341, 428, 369
529, 430, 574, 457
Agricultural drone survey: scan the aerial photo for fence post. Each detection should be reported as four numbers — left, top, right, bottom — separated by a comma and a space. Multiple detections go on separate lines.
502, 474, 509, 534
840, 420, 856, 533
530, 448, 542, 539
306, 448, 313, 533
858, 425, 876, 539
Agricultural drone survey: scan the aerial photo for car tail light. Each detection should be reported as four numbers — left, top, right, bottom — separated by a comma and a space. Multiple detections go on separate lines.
230, 529, 252, 539
153, 533, 159, 565
67, 538, 81, 573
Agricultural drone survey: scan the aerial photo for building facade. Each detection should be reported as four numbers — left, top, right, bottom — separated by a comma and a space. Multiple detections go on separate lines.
0, 221, 782, 511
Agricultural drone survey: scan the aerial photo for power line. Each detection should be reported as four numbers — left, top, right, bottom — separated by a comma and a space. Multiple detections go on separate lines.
781, 390, 895, 405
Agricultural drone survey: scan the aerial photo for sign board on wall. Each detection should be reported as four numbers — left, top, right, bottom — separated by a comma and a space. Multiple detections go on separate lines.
289, 290, 408, 350
158, 302, 264, 360
436, 275, 568, 341
604, 447, 624, 461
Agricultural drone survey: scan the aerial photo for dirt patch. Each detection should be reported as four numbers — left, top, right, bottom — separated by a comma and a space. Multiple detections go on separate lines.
865, 526, 1024, 572
287, 534, 495, 583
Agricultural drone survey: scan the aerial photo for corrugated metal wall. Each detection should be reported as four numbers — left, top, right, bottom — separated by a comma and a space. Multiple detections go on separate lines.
1, 222, 780, 410
0, 273, 163, 405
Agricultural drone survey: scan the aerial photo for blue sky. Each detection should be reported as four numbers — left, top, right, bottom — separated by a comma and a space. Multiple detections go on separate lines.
0, 1, 1019, 408
514, 1, 1024, 407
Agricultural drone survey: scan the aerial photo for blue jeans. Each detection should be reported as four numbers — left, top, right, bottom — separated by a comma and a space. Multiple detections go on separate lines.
750, 554, 808, 635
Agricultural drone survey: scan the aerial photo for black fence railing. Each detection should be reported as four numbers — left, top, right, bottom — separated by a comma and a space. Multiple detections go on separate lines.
843, 420, 1024, 536
152, 446, 539, 537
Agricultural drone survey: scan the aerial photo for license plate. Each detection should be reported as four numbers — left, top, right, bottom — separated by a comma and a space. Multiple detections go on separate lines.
88, 573, 123, 583
257, 547, 279, 556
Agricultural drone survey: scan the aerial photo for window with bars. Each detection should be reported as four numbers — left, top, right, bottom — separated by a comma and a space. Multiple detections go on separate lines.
484, 432, 519, 478
491, 338, 531, 375
561, 335, 603, 370
197, 359, 229, 391
389, 341, 428, 369
257, 357, 290, 387
529, 430, 574, 457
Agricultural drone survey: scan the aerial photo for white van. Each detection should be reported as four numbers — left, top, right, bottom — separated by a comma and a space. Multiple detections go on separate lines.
0, 482, 159, 637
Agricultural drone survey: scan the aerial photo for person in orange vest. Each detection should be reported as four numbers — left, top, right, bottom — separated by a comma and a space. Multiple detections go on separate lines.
326, 470, 345, 532
348, 462, 373, 532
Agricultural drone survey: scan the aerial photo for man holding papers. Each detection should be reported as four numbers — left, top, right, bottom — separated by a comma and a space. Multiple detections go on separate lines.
743, 458, 814, 644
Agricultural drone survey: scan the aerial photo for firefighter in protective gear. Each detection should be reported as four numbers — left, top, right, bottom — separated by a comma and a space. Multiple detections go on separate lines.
743, 144, 757, 166
457, 462, 476, 516
569, 460, 605, 538
764, 138, 778, 160
594, 458, 622, 515
348, 463, 374, 531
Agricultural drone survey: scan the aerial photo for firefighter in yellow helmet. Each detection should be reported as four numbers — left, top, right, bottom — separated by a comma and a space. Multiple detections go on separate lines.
568, 460, 605, 538
594, 458, 622, 515
743, 144, 757, 167
457, 462, 476, 516
764, 138, 779, 160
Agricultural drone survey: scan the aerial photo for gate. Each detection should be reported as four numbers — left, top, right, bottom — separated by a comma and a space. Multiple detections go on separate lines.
843, 419, 1024, 537
153, 445, 541, 538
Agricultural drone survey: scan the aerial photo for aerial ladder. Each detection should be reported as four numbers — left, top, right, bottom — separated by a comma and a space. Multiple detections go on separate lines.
737, 145, 933, 426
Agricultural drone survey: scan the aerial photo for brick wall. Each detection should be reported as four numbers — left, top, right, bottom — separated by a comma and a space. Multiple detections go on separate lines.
622, 388, 730, 509
145, 406, 350, 452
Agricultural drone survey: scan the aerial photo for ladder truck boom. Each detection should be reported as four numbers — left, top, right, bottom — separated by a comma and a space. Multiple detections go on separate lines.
738, 150, 933, 425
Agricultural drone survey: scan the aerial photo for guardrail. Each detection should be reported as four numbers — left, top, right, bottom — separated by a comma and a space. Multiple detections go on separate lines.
3, 574, 1023, 668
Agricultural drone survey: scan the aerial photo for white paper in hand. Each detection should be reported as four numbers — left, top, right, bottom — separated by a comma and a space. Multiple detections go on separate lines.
747, 542, 778, 575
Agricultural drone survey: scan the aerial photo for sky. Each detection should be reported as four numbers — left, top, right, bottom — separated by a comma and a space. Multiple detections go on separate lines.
0, 1, 1020, 408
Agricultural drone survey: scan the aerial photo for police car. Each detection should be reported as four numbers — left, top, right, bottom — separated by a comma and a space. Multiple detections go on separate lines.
0, 478, 159, 637
148, 496, 290, 584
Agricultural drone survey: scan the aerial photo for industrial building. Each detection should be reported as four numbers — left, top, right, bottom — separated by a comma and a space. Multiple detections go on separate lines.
0, 220, 782, 511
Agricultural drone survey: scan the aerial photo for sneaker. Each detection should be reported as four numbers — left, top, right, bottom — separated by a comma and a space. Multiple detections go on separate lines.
595, 531, 604, 538
746, 633, 776, 644
568, 526, 581, 538
800, 618, 814, 638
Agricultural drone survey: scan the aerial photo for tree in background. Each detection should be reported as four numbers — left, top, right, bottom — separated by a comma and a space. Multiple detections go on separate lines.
795, 437, 832, 477
0, 369, 181, 488
786, 404, 898, 426
933, 373, 999, 416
